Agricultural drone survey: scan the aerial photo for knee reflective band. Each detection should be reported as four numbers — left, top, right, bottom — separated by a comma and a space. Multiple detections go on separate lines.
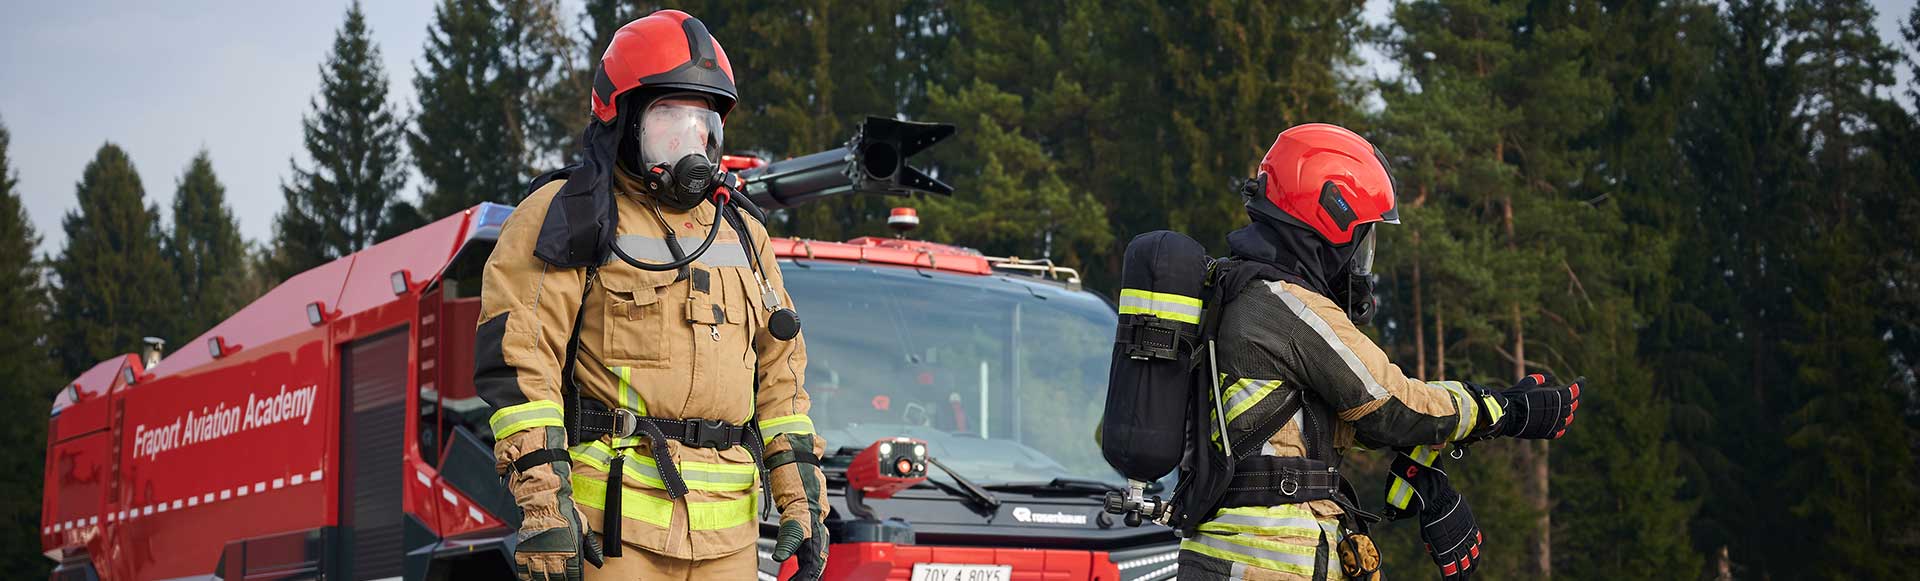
491, 400, 566, 439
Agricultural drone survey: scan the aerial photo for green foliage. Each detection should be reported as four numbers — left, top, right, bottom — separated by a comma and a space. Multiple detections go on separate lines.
412, 0, 564, 220
272, 1, 409, 281
50, 144, 177, 376
0, 117, 55, 576
165, 151, 252, 342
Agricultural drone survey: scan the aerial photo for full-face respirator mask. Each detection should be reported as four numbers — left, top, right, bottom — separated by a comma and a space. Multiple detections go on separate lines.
624, 96, 728, 211
610, 94, 802, 341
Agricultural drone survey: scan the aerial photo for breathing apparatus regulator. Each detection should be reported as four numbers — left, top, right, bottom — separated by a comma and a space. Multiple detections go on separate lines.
612, 93, 802, 341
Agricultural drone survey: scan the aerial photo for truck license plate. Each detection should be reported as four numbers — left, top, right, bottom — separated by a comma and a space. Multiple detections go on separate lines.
910, 563, 1013, 581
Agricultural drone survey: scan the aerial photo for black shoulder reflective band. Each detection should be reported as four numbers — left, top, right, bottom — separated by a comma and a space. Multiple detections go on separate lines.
764, 446, 822, 471
511, 448, 573, 473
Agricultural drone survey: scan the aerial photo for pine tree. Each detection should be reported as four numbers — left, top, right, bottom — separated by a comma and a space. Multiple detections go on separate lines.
0, 117, 56, 575
272, 0, 408, 281
1776, 0, 1920, 576
165, 150, 251, 342
1662, 2, 1820, 576
412, 0, 561, 219
50, 144, 177, 376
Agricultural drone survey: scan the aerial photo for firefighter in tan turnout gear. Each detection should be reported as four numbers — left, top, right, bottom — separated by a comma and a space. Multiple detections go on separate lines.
475, 10, 828, 581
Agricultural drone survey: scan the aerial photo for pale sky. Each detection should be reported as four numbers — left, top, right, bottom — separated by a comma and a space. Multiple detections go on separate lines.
3, 0, 1916, 255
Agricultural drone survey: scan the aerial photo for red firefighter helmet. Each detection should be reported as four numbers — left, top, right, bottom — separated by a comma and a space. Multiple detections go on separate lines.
591, 10, 736, 124
1256, 123, 1399, 245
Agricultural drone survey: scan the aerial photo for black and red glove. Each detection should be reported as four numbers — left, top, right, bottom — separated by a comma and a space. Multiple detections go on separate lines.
1467, 373, 1582, 441
1388, 451, 1483, 579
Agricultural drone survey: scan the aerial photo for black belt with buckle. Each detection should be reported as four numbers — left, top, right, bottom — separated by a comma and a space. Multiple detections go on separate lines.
578, 400, 754, 451
575, 398, 769, 556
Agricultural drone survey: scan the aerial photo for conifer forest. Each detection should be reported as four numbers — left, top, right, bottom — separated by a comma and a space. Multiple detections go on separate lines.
3, 0, 1919, 577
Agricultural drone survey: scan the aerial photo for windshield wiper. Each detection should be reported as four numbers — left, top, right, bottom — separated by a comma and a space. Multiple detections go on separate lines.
984, 477, 1122, 497
926, 455, 1002, 514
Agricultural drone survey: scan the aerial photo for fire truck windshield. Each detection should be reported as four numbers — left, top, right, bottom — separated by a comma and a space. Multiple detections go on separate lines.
780, 260, 1121, 486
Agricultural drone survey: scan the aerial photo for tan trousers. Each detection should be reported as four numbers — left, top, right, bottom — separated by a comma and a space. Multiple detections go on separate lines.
584, 543, 760, 580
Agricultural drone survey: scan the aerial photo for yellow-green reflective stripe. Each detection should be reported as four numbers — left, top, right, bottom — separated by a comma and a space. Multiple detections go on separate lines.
603, 366, 647, 448
1202, 505, 1322, 537
687, 494, 757, 531
1387, 445, 1444, 509
571, 473, 673, 528
572, 474, 755, 531
1118, 289, 1204, 325
1180, 532, 1317, 575
759, 415, 816, 444
1433, 381, 1477, 442
489, 401, 564, 438
1224, 379, 1281, 425
570, 442, 757, 492
607, 366, 647, 416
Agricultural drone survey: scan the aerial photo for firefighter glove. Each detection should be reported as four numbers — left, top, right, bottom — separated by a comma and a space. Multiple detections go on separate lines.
1389, 452, 1483, 580
499, 427, 603, 581
769, 433, 830, 581
1460, 373, 1581, 442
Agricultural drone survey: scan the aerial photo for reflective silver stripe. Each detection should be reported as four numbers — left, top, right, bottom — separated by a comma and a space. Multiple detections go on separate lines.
1208, 513, 1321, 532
1319, 521, 1343, 577
615, 235, 752, 268
1224, 379, 1278, 415
1188, 534, 1318, 569
1267, 282, 1391, 401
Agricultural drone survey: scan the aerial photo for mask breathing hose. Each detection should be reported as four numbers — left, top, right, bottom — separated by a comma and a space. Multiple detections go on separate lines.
609, 209, 723, 271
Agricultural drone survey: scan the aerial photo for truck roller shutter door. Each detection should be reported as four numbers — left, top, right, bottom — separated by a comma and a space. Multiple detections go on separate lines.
339, 327, 409, 579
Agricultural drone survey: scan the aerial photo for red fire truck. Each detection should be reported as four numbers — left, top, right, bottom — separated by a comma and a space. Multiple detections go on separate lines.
40, 119, 1179, 581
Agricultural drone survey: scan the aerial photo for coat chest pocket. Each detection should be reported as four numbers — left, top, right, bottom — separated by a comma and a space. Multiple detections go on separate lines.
600, 268, 679, 366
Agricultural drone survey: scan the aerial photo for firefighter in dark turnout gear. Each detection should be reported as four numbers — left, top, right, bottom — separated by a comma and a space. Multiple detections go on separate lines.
474, 10, 828, 581
1175, 124, 1582, 580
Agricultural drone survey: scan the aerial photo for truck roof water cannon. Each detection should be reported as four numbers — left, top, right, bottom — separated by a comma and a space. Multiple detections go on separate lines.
731, 116, 956, 210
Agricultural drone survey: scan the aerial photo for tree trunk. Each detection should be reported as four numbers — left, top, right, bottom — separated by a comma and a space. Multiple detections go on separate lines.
1434, 305, 1446, 381
1413, 229, 1427, 378
1502, 184, 1550, 577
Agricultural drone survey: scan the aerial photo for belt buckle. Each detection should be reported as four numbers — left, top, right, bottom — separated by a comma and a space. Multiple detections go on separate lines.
689, 419, 734, 450
613, 408, 641, 439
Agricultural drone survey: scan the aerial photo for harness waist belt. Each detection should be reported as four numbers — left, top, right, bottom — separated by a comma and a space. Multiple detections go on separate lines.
575, 398, 770, 553
577, 399, 755, 450
1220, 456, 1342, 507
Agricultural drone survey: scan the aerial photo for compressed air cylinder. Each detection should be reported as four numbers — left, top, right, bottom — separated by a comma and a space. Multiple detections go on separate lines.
1100, 231, 1211, 482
